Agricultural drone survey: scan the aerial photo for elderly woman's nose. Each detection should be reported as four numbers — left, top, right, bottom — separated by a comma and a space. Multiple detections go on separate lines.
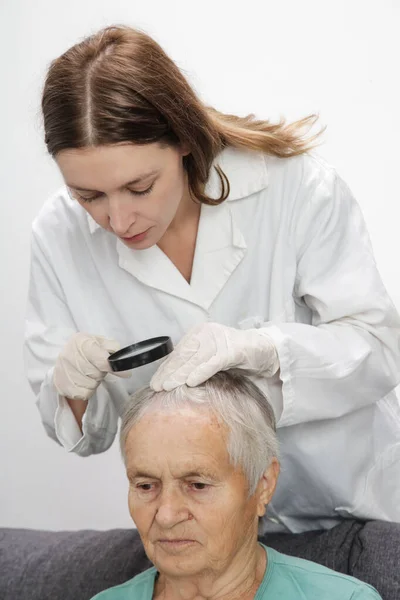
155, 487, 189, 528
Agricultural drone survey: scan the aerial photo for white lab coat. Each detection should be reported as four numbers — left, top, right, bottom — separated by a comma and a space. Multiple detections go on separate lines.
24, 147, 400, 533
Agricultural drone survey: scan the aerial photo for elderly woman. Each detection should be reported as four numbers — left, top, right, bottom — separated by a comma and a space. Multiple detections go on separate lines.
91, 371, 380, 600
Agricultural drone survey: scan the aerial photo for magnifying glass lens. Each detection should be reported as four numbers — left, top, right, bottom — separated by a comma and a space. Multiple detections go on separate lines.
108, 336, 173, 372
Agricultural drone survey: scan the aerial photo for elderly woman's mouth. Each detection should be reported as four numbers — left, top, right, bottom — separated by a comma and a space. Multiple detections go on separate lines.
157, 539, 198, 551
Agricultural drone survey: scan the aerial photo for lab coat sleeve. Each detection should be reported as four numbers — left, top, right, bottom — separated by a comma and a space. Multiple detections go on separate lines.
24, 231, 119, 456
260, 165, 400, 428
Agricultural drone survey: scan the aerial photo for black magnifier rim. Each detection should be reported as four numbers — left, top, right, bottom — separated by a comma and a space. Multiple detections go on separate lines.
108, 336, 173, 372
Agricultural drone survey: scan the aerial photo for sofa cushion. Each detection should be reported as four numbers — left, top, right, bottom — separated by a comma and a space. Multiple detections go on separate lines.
0, 528, 151, 600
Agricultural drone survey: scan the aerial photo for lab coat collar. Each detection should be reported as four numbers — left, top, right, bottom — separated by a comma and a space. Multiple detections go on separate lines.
86, 147, 268, 234
87, 213, 100, 234
116, 201, 247, 310
203, 146, 268, 201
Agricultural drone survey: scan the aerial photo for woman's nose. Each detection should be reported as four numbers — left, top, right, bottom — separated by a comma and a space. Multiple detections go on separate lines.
108, 197, 136, 236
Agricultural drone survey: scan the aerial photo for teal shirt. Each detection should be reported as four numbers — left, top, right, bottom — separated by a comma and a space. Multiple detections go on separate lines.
90, 545, 381, 599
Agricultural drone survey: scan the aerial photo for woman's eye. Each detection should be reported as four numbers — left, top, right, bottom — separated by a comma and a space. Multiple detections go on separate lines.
70, 184, 154, 202
81, 196, 102, 203
71, 191, 103, 203
128, 183, 154, 197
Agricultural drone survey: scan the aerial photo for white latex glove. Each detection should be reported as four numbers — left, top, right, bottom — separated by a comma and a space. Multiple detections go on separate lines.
54, 333, 130, 401
150, 322, 279, 391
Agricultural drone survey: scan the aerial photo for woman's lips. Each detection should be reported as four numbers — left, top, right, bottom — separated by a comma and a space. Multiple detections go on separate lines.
121, 228, 150, 243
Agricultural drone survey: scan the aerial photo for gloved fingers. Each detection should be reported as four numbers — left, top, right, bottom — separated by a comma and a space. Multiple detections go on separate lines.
180, 325, 232, 387
94, 337, 120, 370
92, 337, 133, 377
54, 362, 102, 400
151, 323, 231, 391
150, 338, 201, 390
156, 343, 220, 390
156, 351, 203, 390
185, 354, 225, 387
78, 336, 119, 372
150, 354, 187, 390
96, 336, 121, 356
185, 330, 260, 385
54, 333, 126, 400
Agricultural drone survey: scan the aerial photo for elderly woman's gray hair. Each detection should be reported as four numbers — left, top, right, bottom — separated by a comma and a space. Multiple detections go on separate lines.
120, 370, 279, 496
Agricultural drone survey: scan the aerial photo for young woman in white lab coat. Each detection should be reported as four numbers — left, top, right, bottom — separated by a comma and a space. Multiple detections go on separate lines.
25, 26, 400, 597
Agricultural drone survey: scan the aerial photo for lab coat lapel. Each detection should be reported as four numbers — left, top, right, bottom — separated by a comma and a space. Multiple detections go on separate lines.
116, 239, 198, 305
112, 147, 269, 308
116, 202, 247, 310
190, 202, 247, 310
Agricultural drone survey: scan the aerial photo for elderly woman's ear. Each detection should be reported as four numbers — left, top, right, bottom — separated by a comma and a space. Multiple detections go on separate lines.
256, 458, 280, 518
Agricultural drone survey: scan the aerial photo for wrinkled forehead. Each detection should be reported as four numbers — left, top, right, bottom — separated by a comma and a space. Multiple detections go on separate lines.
124, 406, 231, 472
129, 404, 227, 440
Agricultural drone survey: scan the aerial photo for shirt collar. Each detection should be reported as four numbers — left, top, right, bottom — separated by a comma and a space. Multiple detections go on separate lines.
86, 146, 268, 234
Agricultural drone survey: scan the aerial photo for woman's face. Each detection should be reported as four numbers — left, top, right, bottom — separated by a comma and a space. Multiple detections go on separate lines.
56, 142, 191, 249
125, 407, 279, 579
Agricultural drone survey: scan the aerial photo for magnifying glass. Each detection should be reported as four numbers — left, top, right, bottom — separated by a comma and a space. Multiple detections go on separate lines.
108, 336, 173, 372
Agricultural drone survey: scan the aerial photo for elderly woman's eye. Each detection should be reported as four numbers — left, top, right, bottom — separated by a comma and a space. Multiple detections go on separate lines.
137, 483, 154, 491
190, 482, 209, 491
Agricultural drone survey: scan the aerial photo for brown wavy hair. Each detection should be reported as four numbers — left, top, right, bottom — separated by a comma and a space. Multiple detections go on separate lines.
42, 26, 321, 206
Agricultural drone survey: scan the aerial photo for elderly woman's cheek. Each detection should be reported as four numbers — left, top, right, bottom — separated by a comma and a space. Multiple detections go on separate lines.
128, 489, 148, 524
206, 503, 240, 543
127, 490, 137, 522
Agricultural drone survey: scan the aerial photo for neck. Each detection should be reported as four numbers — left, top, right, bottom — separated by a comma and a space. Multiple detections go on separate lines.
154, 541, 266, 600
168, 178, 200, 234
157, 179, 201, 282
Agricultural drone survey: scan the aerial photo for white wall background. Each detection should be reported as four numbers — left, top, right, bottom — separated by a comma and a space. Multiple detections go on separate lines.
1, 0, 399, 531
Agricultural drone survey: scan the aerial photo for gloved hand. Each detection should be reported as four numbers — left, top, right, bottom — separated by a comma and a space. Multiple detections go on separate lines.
54, 333, 130, 401
150, 322, 279, 391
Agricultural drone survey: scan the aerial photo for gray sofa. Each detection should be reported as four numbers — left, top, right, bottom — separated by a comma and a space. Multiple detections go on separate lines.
0, 522, 392, 599
0, 528, 151, 600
